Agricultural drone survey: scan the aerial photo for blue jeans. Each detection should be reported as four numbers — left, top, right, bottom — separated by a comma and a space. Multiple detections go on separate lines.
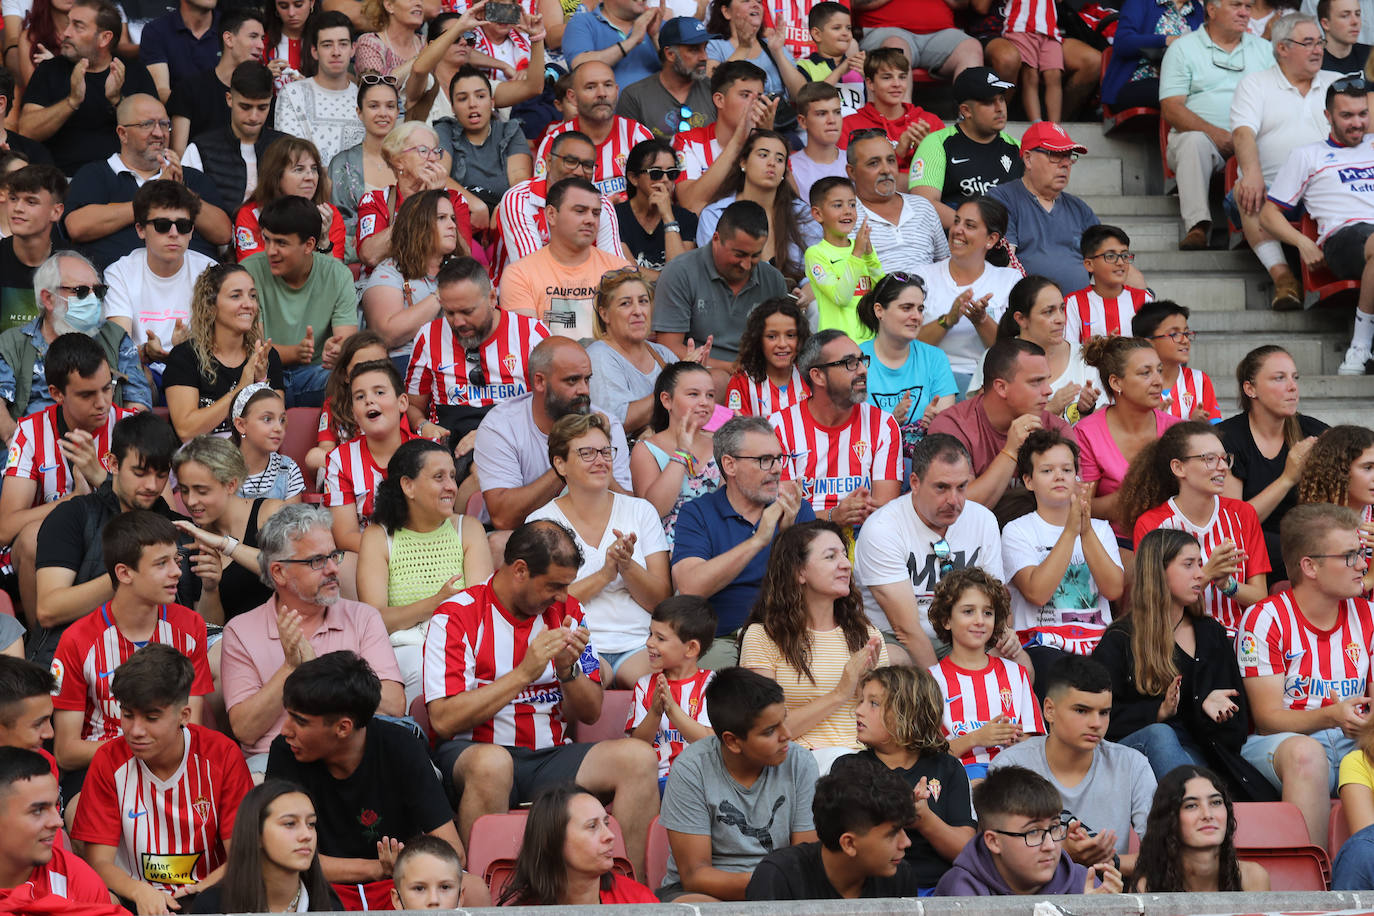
1333, 824, 1374, 890
284, 363, 331, 408
1119, 722, 1207, 780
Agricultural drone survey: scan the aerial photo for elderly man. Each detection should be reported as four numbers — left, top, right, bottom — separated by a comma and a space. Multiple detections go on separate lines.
1161, 0, 1274, 250
61, 94, 229, 270
17, 0, 157, 176
672, 416, 815, 668
849, 132, 949, 274
1230, 13, 1333, 309
563, 0, 663, 86
534, 61, 654, 201
220, 503, 405, 773
474, 336, 632, 530
423, 520, 661, 880
616, 17, 716, 139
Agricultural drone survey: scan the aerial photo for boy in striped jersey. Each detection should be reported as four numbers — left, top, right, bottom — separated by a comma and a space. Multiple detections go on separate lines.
628, 596, 716, 793
1237, 503, 1374, 844
1063, 225, 1151, 345
1132, 300, 1221, 423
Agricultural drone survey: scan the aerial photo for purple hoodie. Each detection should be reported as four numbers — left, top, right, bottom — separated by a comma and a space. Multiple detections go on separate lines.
933, 835, 1090, 897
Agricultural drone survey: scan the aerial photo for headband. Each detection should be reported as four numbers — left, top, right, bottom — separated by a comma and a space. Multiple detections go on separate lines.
232, 382, 274, 422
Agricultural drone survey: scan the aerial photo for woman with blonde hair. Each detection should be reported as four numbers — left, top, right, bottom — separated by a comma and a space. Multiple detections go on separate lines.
353, 0, 425, 79
236, 138, 346, 262
163, 264, 282, 439
585, 268, 678, 435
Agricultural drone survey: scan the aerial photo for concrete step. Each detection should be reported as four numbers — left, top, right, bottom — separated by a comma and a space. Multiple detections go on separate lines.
1134, 248, 1262, 274
1149, 274, 1252, 312
1295, 397, 1374, 427
1079, 195, 1179, 218
1007, 120, 1158, 194
1061, 156, 1123, 197
1190, 330, 1372, 378
1099, 216, 1182, 252
1189, 309, 1349, 333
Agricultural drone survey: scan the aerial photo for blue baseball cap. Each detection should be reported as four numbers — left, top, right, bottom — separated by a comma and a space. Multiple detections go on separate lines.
660, 16, 709, 46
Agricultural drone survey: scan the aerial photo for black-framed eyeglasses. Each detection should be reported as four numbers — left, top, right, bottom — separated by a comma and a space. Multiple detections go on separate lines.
847, 127, 888, 144
1087, 250, 1135, 264
277, 549, 346, 570
638, 166, 683, 182
814, 353, 871, 373
992, 822, 1069, 847
1309, 549, 1367, 568
361, 73, 400, 86
1180, 451, 1234, 469
932, 537, 955, 575
730, 453, 784, 472
465, 350, 486, 387
556, 153, 597, 174
1150, 329, 1197, 342
1334, 77, 1371, 92
573, 445, 618, 463
58, 283, 108, 300
141, 217, 194, 235
1282, 36, 1326, 48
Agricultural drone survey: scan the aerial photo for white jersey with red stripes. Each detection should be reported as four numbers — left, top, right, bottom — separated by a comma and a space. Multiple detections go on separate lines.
534, 117, 653, 201
406, 311, 551, 419
1001, 0, 1060, 38
1237, 590, 1374, 712
1064, 286, 1153, 343
627, 669, 715, 779
323, 428, 425, 524
930, 655, 1044, 767
493, 177, 623, 282
4, 405, 134, 505
724, 369, 809, 416
1160, 367, 1222, 422
672, 124, 722, 181
762, 0, 828, 58
422, 580, 602, 749
1017, 623, 1108, 655
1133, 496, 1271, 633
470, 27, 530, 82
769, 400, 902, 514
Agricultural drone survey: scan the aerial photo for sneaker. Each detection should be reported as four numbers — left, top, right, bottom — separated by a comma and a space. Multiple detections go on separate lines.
1338, 344, 1373, 375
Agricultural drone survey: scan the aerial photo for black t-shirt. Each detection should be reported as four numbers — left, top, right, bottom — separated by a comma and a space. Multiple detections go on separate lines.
166, 68, 231, 142
745, 841, 923, 900
264, 721, 454, 860
1322, 43, 1371, 75
0, 236, 45, 331
614, 201, 699, 273
159, 340, 285, 436
22, 56, 158, 176
2, 131, 54, 166
852, 747, 974, 888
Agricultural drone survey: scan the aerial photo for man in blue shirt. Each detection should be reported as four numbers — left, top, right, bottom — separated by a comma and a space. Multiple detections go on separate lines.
562, 0, 662, 87
671, 415, 813, 670
139, 0, 221, 102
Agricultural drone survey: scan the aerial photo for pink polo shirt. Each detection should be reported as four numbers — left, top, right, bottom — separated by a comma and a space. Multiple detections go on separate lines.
1075, 407, 1183, 536
220, 597, 403, 756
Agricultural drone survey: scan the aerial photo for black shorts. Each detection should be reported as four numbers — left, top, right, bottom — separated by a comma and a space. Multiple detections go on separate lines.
435, 738, 594, 808
1323, 222, 1374, 279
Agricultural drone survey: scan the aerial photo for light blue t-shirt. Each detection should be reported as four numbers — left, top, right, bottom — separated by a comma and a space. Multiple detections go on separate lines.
859, 338, 957, 448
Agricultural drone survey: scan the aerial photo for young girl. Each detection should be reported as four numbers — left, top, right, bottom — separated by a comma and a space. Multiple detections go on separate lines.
1003, 0, 1063, 122
1299, 424, 1374, 595
630, 362, 721, 543
1133, 766, 1270, 892
926, 568, 1042, 780
1120, 420, 1271, 633
855, 665, 976, 893
233, 385, 305, 502
725, 298, 811, 416
265, 0, 313, 87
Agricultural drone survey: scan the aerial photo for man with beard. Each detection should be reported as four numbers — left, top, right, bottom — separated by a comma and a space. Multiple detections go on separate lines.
17, 0, 157, 177
534, 61, 653, 201
564, 0, 664, 86
848, 132, 949, 275
616, 17, 717, 139
61, 93, 229, 270
474, 336, 632, 530
220, 504, 405, 773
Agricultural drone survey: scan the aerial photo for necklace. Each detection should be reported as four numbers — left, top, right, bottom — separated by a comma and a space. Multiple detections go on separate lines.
285, 882, 303, 912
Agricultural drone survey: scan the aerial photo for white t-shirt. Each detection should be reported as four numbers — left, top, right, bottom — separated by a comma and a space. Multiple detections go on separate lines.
853, 494, 1003, 640
1001, 511, 1121, 631
910, 259, 1023, 376
103, 248, 217, 356
1268, 135, 1374, 243
526, 492, 670, 654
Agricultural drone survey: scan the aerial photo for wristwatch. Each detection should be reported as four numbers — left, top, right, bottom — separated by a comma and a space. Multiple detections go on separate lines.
558, 663, 581, 683
937, 314, 950, 329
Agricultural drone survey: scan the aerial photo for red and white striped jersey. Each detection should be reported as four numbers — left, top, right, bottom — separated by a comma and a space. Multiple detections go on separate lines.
724, 369, 809, 416
50, 603, 213, 743
1237, 590, 1374, 712
930, 655, 1044, 767
405, 311, 550, 419
1064, 286, 1153, 344
323, 428, 423, 524
672, 124, 721, 182
1133, 496, 1271, 633
470, 27, 530, 82
356, 187, 472, 256
769, 401, 902, 514
5, 405, 134, 505
70, 725, 252, 891
1160, 367, 1222, 422
493, 177, 623, 282
422, 581, 602, 750
314, 403, 414, 447
1017, 623, 1108, 655
1002, 0, 1060, 38
23, 845, 110, 904
762, 0, 830, 58
627, 669, 714, 779
534, 117, 653, 201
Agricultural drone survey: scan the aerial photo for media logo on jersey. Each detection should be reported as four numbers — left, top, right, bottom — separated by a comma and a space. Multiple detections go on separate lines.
1285, 674, 1365, 702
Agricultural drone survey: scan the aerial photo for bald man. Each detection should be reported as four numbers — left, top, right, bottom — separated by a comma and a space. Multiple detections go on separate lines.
62, 94, 231, 269
533, 60, 654, 200
473, 336, 633, 530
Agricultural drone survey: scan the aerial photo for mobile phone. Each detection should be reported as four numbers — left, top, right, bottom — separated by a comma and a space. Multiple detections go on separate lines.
485, 1, 521, 23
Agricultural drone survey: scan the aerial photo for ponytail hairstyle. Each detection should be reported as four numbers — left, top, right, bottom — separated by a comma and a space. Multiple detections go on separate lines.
1081, 334, 1155, 402
1116, 420, 1216, 531
1235, 345, 1303, 448
1126, 528, 1204, 696
650, 361, 715, 433
371, 438, 450, 533
996, 274, 1060, 340
230, 386, 285, 445
960, 195, 1014, 269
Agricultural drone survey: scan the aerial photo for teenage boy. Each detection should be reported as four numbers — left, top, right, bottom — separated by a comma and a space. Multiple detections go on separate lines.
746, 754, 920, 900
1131, 300, 1221, 422
265, 651, 489, 910
1238, 503, 1374, 845
272, 12, 359, 167
0, 747, 107, 904
183, 62, 284, 209
839, 49, 944, 174
988, 655, 1154, 876
104, 180, 214, 377
168, 7, 267, 153
242, 196, 357, 408
673, 60, 774, 212
0, 165, 66, 334
0, 659, 55, 758
797, 3, 866, 88
628, 595, 716, 792
1063, 225, 1152, 344
1320, 0, 1369, 75
49, 511, 213, 777
657, 666, 819, 901
935, 764, 1122, 895
72, 643, 251, 913
806, 177, 883, 343
791, 83, 849, 204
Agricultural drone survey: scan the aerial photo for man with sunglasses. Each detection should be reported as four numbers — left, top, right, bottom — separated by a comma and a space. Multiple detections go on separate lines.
221, 503, 405, 773
1159, 0, 1274, 250
1237, 503, 1374, 843
616, 16, 716, 140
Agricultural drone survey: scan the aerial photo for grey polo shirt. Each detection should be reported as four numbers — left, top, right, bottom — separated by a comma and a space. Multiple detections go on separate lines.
651, 244, 789, 363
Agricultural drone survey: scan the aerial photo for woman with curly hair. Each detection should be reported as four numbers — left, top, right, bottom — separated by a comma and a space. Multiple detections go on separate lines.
724, 297, 810, 415
741, 520, 887, 771
235, 138, 346, 263
853, 665, 976, 890
163, 264, 283, 439
1300, 425, 1374, 522
1133, 765, 1269, 892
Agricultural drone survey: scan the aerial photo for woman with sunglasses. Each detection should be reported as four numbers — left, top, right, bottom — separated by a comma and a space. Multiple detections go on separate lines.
616, 139, 697, 281
527, 413, 671, 688
409, 8, 546, 123
329, 77, 401, 253
236, 138, 346, 263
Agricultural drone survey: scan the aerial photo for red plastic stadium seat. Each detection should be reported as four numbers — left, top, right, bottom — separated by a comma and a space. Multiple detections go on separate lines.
282, 407, 322, 493
1100, 47, 1160, 135
1239, 848, 1329, 891
1233, 801, 1313, 848
1330, 799, 1352, 859
912, 67, 941, 86
572, 689, 634, 743
471, 811, 635, 901
1298, 214, 1360, 306
646, 816, 670, 891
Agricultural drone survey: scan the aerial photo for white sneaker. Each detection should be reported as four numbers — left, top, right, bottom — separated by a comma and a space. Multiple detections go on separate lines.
1338, 344, 1373, 376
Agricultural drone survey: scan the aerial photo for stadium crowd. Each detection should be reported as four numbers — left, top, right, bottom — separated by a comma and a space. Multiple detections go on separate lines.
0, 0, 1372, 907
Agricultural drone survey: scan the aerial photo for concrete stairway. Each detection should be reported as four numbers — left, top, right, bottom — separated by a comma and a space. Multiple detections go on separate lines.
1013, 119, 1374, 427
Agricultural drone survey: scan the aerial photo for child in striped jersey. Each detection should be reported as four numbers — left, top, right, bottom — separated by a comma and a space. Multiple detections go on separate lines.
927, 568, 1043, 781
1298, 425, 1374, 598
232, 386, 304, 502
1064, 226, 1152, 345
1132, 301, 1221, 423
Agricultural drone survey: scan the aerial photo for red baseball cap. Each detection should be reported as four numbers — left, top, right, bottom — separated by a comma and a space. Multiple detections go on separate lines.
1021, 121, 1088, 155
